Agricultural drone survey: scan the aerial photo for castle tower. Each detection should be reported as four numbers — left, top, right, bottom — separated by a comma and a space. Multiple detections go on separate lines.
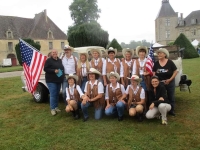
155, 0, 178, 45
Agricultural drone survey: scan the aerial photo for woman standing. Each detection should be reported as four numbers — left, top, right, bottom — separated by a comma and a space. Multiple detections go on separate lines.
44, 50, 64, 116
81, 68, 105, 122
153, 48, 177, 116
146, 76, 171, 125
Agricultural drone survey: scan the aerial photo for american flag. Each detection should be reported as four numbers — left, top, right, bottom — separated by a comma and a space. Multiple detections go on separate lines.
145, 44, 155, 76
19, 39, 47, 93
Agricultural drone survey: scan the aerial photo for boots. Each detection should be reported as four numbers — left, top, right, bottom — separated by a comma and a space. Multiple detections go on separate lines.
137, 113, 144, 122
74, 109, 80, 120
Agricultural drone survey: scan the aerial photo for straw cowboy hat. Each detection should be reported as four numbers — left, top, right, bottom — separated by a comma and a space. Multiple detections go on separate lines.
156, 48, 169, 58
87, 68, 101, 75
107, 71, 120, 81
78, 52, 89, 60
135, 46, 148, 57
64, 45, 74, 52
88, 48, 102, 58
127, 75, 142, 82
122, 48, 134, 58
66, 74, 78, 82
106, 47, 117, 56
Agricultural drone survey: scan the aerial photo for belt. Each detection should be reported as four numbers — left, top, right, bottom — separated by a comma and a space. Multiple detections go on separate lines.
65, 73, 76, 75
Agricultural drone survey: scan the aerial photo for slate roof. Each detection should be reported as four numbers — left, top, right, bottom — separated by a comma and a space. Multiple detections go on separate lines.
183, 10, 200, 27
156, 0, 177, 19
0, 10, 67, 40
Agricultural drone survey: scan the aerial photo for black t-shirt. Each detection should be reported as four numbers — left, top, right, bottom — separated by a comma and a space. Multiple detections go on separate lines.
44, 57, 64, 83
153, 59, 177, 81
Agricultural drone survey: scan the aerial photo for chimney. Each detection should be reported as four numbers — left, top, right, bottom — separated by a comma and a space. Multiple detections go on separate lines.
44, 9, 48, 22
180, 13, 183, 19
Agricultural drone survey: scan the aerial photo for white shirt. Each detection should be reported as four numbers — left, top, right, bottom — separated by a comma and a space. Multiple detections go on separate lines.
105, 83, 126, 100
125, 85, 145, 99
62, 55, 78, 74
81, 62, 87, 76
84, 80, 104, 94
132, 58, 147, 75
125, 59, 133, 73
66, 84, 84, 100
102, 58, 124, 77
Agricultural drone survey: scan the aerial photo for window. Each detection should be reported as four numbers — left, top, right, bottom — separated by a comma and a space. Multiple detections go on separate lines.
8, 42, 13, 51
191, 19, 196, 25
179, 20, 185, 26
191, 29, 196, 36
48, 30, 53, 39
165, 30, 170, 38
61, 42, 65, 49
6, 30, 13, 39
49, 42, 53, 50
165, 18, 170, 26
8, 32, 12, 38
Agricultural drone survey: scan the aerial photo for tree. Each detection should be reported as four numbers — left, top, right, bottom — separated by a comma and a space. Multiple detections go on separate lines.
120, 40, 151, 49
69, 0, 101, 25
108, 38, 122, 51
174, 33, 199, 59
15, 39, 41, 65
168, 41, 174, 46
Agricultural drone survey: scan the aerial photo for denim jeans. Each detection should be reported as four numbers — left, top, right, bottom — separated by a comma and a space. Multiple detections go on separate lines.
160, 79, 175, 112
46, 82, 61, 110
62, 77, 68, 105
81, 77, 88, 92
81, 102, 103, 120
140, 75, 147, 91
105, 101, 126, 117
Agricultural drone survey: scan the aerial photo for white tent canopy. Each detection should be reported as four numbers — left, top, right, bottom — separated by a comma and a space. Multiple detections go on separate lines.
191, 39, 199, 47
153, 42, 165, 47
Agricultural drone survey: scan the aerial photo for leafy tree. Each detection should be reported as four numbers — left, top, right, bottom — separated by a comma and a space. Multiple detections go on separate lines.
120, 40, 151, 49
69, 0, 101, 25
174, 33, 199, 59
108, 38, 122, 51
67, 22, 108, 48
15, 39, 41, 65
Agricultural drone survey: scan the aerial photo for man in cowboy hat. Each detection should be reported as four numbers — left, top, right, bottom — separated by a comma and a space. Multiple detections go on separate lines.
121, 48, 135, 88
123, 75, 145, 122
61, 45, 78, 105
102, 47, 124, 86
81, 68, 105, 121
105, 72, 126, 121
88, 48, 105, 83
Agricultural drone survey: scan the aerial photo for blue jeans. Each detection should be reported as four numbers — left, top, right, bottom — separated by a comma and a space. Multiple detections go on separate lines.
105, 101, 126, 117
161, 79, 175, 112
62, 77, 68, 105
46, 82, 61, 110
140, 75, 147, 91
81, 77, 88, 92
81, 102, 103, 120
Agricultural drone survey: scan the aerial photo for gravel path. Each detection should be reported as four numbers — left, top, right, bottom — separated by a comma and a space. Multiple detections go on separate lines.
0, 71, 22, 78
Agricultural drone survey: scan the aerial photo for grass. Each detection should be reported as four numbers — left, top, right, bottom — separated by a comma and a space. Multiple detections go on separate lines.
0, 58, 200, 150
0, 66, 23, 73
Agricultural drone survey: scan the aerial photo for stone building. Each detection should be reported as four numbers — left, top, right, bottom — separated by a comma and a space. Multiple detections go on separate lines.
0, 10, 68, 66
155, 0, 200, 45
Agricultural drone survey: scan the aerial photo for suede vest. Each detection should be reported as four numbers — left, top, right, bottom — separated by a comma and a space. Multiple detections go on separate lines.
76, 64, 89, 86
122, 59, 134, 87
127, 86, 142, 108
86, 81, 105, 108
106, 58, 120, 74
90, 58, 103, 73
108, 84, 123, 105
67, 87, 81, 102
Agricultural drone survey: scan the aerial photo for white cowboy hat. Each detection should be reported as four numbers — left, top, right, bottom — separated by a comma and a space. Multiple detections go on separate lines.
107, 71, 120, 81
106, 47, 117, 56
64, 45, 74, 52
135, 46, 148, 57
88, 48, 102, 58
66, 74, 78, 82
127, 75, 142, 82
78, 52, 89, 60
122, 48, 134, 58
156, 48, 169, 58
87, 68, 101, 75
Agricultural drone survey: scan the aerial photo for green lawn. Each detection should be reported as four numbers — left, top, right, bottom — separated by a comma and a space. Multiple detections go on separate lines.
0, 58, 200, 150
0, 66, 23, 73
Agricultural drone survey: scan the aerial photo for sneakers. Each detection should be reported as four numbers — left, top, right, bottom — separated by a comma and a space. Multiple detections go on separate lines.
51, 109, 56, 116
162, 120, 168, 125
55, 107, 61, 112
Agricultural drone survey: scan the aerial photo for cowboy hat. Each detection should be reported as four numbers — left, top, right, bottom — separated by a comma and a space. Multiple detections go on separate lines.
122, 48, 134, 58
156, 48, 169, 58
107, 71, 120, 81
127, 75, 142, 82
66, 74, 78, 82
78, 52, 89, 60
88, 48, 102, 58
64, 45, 74, 52
135, 46, 148, 57
87, 68, 101, 75
106, 47, 117, 56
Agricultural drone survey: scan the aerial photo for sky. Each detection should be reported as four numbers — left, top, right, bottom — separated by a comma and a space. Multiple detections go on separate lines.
0, 0, 200, 44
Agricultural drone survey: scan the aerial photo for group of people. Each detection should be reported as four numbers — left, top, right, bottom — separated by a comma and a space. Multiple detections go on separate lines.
44, 44, 178, 125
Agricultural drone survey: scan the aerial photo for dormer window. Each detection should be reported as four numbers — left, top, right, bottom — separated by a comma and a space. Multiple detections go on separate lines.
47, 29, 53, 39
179, 20, 185, 26
6, 29, 13, 39
191, 19, 197, 25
